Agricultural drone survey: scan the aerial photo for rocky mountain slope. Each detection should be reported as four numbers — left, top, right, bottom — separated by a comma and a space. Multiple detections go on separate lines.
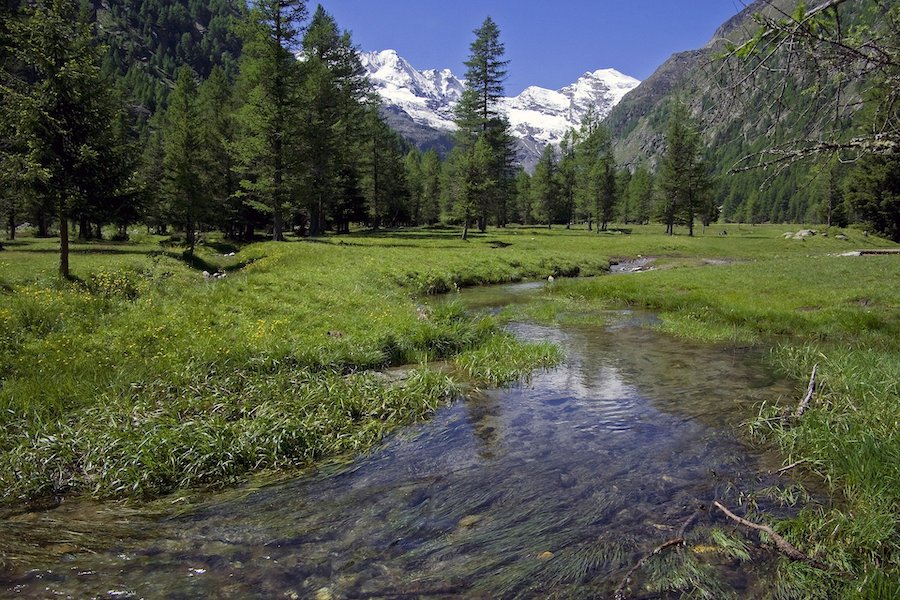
602, 0, 871, 223
360, 50, 640, 169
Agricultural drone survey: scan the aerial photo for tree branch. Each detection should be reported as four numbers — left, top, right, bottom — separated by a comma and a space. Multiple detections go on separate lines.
713, 501, 828, 569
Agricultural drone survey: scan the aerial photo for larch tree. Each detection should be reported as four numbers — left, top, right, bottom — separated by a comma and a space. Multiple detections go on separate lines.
419, 149, 442, 225
531, 144, 558, 228
659, 101, 710, 236
514, 168, 532, 225
453, 16, 515, 235
232, 0, 307, 241
6, 0, 130, 277
162, 67, 206, 257
299, 5, 369, 235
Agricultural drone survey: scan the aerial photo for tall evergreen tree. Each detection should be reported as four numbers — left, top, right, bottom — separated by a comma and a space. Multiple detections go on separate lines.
232, 0, 307, 241
573, 112, 617, 232
299, 5, 368, 235
531, 144, 558, 228
514, 168, 532, 225
419, 149, 442, 225
557, 131, 577, 228
7, 0, 132, 277
162, 67, 206, 256
453, 16, 515, 234
658, 101, 710, 236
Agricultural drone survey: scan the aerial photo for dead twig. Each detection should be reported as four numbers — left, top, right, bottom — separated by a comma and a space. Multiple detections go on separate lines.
713, 501, 828, 570
774, 459, 807, 475
794, 363, 818, 418
613, 505, 705, 600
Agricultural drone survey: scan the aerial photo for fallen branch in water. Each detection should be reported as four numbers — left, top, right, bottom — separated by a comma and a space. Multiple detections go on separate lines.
774, 459, 807, 475
794, 364, 818, 418
614, 505, 705, 600
713, 501, 828, 570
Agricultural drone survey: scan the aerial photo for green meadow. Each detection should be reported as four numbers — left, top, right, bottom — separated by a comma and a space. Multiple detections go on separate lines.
1, 224, 898, 594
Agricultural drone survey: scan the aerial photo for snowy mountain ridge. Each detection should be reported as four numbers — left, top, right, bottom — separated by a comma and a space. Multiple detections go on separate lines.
359, 49, 641, 169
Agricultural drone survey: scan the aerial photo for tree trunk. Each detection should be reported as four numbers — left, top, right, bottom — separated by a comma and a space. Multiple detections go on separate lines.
38, 212, 49, 237
78, 214, 90, 240
8, 208, 15, 240
59, 210, 70, 278
461, 217, 469, 240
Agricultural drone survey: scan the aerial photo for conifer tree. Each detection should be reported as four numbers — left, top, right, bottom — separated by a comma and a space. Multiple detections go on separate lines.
514, 169, 532, 225
460, 135, 493, 240
162, 67, 206, 257
659, 101, 710, 236
299, 5, 368, 235
419, 149, 442, 225
232, 0, 307, 241
557, 131, 577, 228
196, 65, 240, 236
453, 16, 515, 234
531, 144, 558, 228
7, 0, 131, 277
405, 150, 423, 225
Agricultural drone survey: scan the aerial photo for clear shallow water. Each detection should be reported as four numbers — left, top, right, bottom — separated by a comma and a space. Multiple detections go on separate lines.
1, 284, 801, 599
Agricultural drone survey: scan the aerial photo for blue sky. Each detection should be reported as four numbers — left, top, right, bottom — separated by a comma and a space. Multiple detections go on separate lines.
322, 1, 750, 94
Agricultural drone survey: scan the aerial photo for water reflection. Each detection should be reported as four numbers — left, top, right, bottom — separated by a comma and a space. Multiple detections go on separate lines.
1, 285, 798, 599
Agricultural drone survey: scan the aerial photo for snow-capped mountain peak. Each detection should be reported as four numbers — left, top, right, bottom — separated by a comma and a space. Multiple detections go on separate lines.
360, 49, 640, 168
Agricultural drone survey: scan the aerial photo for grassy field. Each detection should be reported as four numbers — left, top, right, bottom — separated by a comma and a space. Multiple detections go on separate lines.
1, 223, 897, 594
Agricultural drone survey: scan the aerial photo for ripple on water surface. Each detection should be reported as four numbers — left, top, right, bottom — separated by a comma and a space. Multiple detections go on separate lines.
2, 288, 801, 599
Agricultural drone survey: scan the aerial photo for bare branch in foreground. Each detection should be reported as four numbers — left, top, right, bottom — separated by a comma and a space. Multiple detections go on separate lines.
614, 505, 705, 600
794, 363, 819, 418
713, 501, 828, 570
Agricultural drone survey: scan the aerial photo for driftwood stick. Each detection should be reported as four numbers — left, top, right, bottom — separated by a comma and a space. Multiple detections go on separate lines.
613, 506, 704, 600
713, 501, 828, 570
774, 459, 806, 475
794, 363, 818, 418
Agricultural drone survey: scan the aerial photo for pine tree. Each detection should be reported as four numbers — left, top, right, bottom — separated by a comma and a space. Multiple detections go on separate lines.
573, 112, 616, 232
299, 5, 368, 235
463, 16, 508, 126
7, 0, 131, 277
557, 131, 577, 228
162, 67, 206, 256
531, 144, 558, 228
658, 101, 710, 236
453, 16, 515, 233
514, 169, 532, 225
232, 0, 307, 241
196, 66, 240, 236
404, 149, 423, 225
419, 149, 442, 225
460, 135, 493, 240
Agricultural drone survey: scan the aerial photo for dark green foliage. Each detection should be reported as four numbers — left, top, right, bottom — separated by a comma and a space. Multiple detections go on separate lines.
573, 111, 618, 232
6, 0, 135, 276
361, 99, 410, 229
299, 5, 369, 235
658, 101, 713, 236
453, 17, 516, 234
844, 154, 900, 242
162, 67, 206, 255
531, 144, 558, 228
90, 0, 243, 118
231, 0, 307, 241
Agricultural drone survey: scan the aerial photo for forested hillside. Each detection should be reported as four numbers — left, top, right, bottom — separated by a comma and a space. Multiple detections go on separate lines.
606, 0, 897, 229
92, 0, 244, 117
1, 0, 897, 272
